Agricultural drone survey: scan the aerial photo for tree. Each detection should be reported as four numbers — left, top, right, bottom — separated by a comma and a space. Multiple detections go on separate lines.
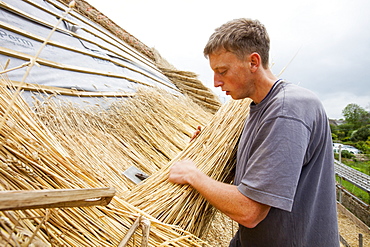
342, 103, 370, 129
351, 125, 370, 142
341, 150, 355, 159
337, 123, 355, 140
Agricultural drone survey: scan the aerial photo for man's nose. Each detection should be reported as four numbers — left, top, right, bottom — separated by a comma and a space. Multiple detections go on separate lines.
214, 74, 223, 87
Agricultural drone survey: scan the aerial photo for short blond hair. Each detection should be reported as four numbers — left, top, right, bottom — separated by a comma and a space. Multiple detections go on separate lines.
204, 18, 270, 68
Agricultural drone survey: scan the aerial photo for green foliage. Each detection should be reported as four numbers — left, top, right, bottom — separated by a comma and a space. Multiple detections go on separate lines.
330, 123, 348, 141
331, 132, 338, 141
352, 141, 370, 154
337, 155, 370, 175
351, 124, 370, 142
347, 159, 370, 175
332, 103, 370, 154
341, 150, 355, 159
342, 103, 370, 129
338, 123, 355, 137
330, 123, 337, 133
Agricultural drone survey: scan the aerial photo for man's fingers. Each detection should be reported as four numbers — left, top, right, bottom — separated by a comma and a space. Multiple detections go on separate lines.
190, 126, 202, 142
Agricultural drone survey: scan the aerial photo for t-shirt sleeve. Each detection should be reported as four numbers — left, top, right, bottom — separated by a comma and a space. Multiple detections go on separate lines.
237, 116, 311, 212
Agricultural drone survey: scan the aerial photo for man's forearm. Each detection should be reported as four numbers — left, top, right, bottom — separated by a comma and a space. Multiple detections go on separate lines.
170, 161, 270, 228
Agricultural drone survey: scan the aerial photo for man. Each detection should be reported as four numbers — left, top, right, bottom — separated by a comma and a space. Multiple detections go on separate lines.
168, 18, 339, 246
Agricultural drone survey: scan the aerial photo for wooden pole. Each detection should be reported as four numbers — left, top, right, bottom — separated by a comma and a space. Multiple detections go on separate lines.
0, 187, 116, 211
118, 215, 142, 247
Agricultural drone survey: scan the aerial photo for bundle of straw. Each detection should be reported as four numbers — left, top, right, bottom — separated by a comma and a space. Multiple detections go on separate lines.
1, 0, 241, 244
125, 97, 252, 237
0, 75, 222, 246
0, 197, 214, 246
159, 68, 222, 114
33, 87, 212, 189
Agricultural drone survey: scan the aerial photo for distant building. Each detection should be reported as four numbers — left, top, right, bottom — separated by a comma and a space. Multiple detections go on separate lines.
329, 119, 345, 126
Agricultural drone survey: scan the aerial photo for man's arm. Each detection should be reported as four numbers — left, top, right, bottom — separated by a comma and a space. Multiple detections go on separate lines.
168, 159, 270, 228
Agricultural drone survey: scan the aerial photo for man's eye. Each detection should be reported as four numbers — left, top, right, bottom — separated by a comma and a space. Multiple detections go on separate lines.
220, 70, 226, 75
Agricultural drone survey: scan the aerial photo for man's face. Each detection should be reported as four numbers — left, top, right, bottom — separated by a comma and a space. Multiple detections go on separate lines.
209, 49, 254, 100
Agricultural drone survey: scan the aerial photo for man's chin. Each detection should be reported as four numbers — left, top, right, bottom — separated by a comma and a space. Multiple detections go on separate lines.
224, 92, 245, 100
230, 94, 240, 100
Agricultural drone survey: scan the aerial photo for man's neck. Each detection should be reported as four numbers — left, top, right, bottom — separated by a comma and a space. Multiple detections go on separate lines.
251, 70, 278, 104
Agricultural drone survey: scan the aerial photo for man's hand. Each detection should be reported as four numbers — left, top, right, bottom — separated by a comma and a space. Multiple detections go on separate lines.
168, 159, 198, 185
189, 126, 201, 142
168, 159, 271, 228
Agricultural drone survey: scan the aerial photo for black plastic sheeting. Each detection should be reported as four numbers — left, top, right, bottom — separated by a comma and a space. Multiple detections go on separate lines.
0, 0, 179, 107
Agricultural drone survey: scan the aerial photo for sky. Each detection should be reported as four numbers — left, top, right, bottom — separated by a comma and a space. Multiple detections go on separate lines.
87, 0, 370, 119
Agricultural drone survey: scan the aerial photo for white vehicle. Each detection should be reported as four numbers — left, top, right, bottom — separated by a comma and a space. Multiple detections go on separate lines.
333, 143, 361, 154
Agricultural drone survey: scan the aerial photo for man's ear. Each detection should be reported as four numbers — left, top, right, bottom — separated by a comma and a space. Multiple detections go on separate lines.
249, 53, 261, 72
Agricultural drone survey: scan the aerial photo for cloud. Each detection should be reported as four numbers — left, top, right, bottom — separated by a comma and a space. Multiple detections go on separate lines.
320, 92, 370, 119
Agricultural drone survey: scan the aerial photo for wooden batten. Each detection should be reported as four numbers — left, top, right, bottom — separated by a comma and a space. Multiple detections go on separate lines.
0, 187, 116, 211
3, 80, 136, 97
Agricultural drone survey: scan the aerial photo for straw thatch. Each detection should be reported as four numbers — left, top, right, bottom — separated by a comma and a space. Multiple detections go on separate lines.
124, 98, 251, 238
152, 48, 222, 114
33, 87, 213, 190
0, 69, 252, 245
0, 75, 216, 246
0, 1, 250, 245
159, 67, 222, 114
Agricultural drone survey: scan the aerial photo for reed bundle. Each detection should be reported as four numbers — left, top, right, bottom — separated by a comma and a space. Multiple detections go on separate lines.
125, 97, 252, 237
0, 197, 213, 246
151, 48, 222, 114
34, 87, 212, 187
0, 75, 224, 246
159, 68, 222, 114
0, 83, 90, 192
1, 1, 248, 245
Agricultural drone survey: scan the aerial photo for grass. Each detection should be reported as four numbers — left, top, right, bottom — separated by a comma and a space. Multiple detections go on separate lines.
336, 177, 370, 204
335, 154, 370, 204
345, 160, 370, 175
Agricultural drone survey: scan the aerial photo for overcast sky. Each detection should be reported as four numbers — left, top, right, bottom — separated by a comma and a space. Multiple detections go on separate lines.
87, 0, 369, 119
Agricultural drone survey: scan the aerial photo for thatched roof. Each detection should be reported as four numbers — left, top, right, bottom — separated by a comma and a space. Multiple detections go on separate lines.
0, 0, 221, 114
0, 0, 247, 246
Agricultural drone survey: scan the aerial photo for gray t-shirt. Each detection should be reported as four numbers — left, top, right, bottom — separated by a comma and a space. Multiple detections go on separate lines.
232, 80, 339, 247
